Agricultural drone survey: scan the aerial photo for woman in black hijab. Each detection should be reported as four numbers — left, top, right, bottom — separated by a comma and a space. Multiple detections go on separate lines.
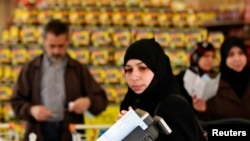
196, 36, 250, 121
120, 38, 204, 141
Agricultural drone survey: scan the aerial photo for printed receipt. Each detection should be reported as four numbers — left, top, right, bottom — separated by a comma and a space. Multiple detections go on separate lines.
97, 109, 148, 141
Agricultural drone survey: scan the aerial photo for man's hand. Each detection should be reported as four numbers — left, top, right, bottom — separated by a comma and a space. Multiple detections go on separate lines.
30, 105, 52, 121
69, 97, 91, 114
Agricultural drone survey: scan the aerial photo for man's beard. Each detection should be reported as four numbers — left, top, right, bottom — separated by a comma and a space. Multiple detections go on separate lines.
50, 54, 65, 65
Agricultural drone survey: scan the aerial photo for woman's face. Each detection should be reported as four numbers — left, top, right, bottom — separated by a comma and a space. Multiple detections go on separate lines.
124, 59, 154, 94
198, 51, 215, 72
226, 46, 247, 72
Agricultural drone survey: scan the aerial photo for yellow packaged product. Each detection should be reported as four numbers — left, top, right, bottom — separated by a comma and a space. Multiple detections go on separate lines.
52, 8, 64, 22
19, 8, 30, 24
99, 8, 111, 26
115, 84, 127, 102
126, 8, 143, 26
111, 0, 126, 7
138, 0, 151, 7
169, 29, 186, 49
71, 26, 90, 47
11, 46, 28, 65
37, 9, 52, 24
114, 49, 126, 66
29, 8, 39, 24
89, 67, 106, 84
47, 0, 57, 6
134, 28, 154, 41
0, 47, 11, 64
91, 29, 111, 47
172, 11, 187, 27
82, 0, 97, 7
142, 9, 159, 27
0, 84, 12, 101
208, 32, 224, 49
158, 10, 172, 27
56, 0, 67, 7
3, 102, 15, 121
85, 8, 100, 26
154, 29, 171, 48
67, 48, 77, 59
90, 49, 109, 65
27, 44, 42, 61
1, 29, 10, 44
73, 48, 90, 64
2, 65, 13, 83
13, 8, 23, 25
171, 51, 189, 68
10, 26, 20, 44
20, 26, 39, 44
102, 85, 117, 102
104, 67, 121, 84
160, 0, 171, 7
84, 104, 119, 140
67, 0, 81, 7
68, 9, 85, 25
0, 66, 2, 81
185, 29, 204, 50
111, 8, 127, 26
97, 0, 112, 7
112, 29, 131, 48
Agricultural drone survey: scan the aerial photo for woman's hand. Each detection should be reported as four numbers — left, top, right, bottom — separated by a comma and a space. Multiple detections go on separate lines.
118, 106, 133, 119
192, 95, 207, 112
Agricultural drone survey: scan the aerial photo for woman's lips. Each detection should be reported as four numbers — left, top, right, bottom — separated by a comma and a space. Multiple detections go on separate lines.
132, 85, 143, 91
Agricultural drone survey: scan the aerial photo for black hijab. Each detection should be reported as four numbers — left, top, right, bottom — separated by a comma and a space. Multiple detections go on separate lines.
220, 36, 250, 98
120, 38, 181, 116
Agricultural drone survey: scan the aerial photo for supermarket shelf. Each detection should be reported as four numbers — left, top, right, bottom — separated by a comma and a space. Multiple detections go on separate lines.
203, 20, 244, 27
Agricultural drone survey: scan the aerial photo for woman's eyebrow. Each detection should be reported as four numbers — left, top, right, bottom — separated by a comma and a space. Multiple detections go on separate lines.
136, 62, 144, 65
125, 62, 144, 67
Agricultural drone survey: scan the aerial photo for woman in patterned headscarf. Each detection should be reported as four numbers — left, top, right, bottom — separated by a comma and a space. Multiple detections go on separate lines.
119, 38, 204, 141
176, 41, 217, 105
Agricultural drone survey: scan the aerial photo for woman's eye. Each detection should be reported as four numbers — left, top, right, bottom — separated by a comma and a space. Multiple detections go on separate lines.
124, 68, 132, 73
239, 51, 245, 55
139, 66, 147, 71
228, 52, 234, 57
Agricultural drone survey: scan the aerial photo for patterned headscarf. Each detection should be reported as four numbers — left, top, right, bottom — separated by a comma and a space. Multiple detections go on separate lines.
190, 41, 215, 75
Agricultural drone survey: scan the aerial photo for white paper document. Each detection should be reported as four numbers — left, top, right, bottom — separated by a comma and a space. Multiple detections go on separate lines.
183, 69, 221, 101
97, 109, 148, 141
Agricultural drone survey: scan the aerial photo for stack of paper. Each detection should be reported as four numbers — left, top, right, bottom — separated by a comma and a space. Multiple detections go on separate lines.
183, 69, 221, 101
97, 109, 148, 141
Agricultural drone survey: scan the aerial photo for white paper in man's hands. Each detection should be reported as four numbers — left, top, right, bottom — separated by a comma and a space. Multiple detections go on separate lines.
97, 109, 148, 141
183, 69, 221, 101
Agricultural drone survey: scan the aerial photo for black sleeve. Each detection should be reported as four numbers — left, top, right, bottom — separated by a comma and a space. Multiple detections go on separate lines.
155, 95, 203, 141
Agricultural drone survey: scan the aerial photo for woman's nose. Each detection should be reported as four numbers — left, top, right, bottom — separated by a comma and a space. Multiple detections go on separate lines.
131, 70, 140, 81
233, 54, 240, 61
